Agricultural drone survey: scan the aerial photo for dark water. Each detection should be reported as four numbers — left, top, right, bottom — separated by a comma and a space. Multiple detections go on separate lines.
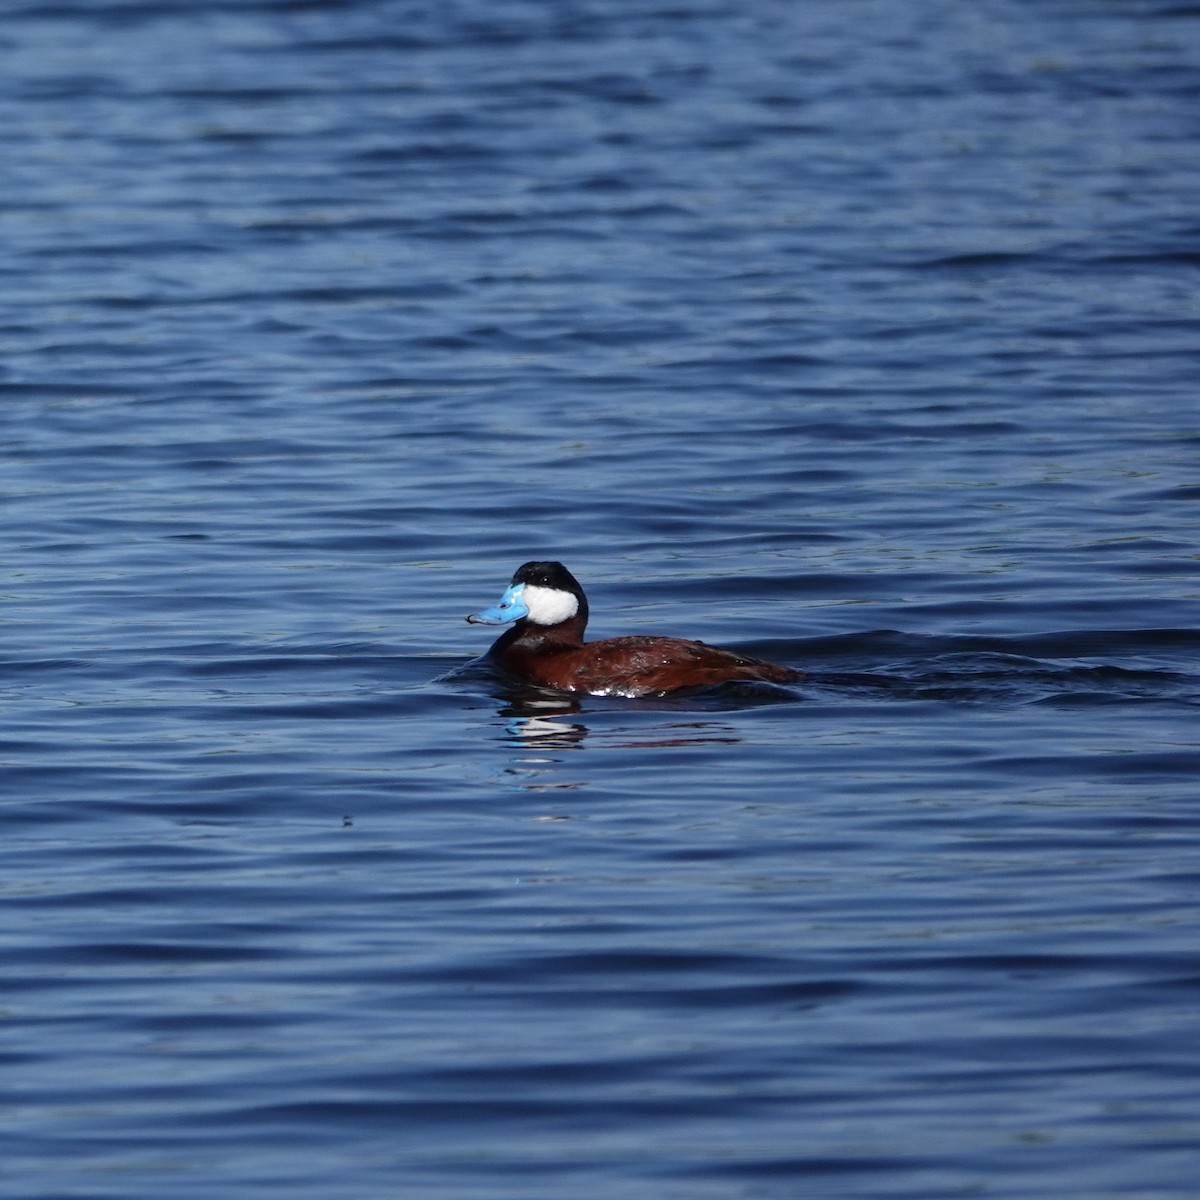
4, 1, 1200, 1196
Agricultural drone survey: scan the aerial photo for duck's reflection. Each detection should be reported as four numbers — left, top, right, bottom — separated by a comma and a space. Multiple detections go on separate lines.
493, 683, 748, 755
499, 714, 746, 792
453, 665, 772, 791
502, 711, 590, 750
495, 685, 587, 748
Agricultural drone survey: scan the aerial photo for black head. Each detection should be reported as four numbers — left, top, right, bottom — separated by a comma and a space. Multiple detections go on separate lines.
467, 560, 590, 631
511, 561, 584, 594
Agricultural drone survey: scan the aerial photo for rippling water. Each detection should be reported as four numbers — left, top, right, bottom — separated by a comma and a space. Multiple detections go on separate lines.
3, 1, 1199, 1197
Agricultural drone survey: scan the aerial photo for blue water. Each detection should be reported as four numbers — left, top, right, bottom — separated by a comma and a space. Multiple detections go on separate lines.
3, 1, 1199, 1197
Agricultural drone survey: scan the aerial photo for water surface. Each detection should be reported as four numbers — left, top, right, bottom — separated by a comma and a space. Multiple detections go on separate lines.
3, 1, 1199, 1197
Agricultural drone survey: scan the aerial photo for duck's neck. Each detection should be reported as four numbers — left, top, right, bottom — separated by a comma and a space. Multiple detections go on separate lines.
495, 612, 588, 651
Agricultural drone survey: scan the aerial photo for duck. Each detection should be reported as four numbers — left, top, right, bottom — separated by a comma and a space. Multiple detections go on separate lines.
466, 561, 802, 697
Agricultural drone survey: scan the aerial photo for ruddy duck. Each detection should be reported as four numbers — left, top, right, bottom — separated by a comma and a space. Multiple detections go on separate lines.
466, 561, 802, 697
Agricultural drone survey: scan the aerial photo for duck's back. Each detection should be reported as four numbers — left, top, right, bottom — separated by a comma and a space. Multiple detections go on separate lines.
507, 634, 802, 697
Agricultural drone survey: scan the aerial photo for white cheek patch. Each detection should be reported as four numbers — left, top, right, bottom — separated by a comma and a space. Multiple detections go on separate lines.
521, 585, 579, 626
